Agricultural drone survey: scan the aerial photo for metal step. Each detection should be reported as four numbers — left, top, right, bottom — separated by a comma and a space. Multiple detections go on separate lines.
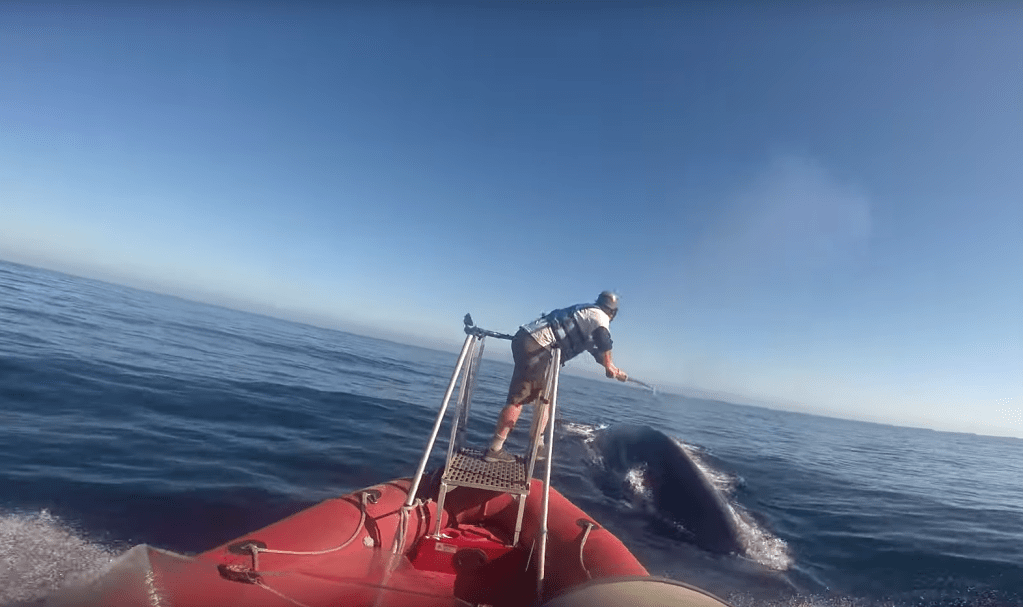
440, 448, 529, 494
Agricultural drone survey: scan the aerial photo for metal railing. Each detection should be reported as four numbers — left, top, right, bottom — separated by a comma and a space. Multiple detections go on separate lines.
404, 315, 561, 598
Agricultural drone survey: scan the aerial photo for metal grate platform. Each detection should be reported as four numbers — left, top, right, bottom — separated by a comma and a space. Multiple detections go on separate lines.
440, 448, 529, 494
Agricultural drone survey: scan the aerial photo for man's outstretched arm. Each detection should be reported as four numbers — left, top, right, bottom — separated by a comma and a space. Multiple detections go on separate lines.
600, 350, 627, 382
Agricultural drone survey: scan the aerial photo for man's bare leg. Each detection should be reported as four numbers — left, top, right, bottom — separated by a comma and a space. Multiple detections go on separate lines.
488, 403, 524, 453
489, 400, 551, 453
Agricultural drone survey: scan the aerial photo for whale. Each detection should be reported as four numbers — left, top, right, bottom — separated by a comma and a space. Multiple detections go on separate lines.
593, 425, 744, 555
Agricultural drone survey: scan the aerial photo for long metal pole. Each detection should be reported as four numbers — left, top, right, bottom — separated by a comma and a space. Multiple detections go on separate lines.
626, 376, 656, 392
404, 333, 476, 508
536, 347, 561, 600
444, 337, 480, 466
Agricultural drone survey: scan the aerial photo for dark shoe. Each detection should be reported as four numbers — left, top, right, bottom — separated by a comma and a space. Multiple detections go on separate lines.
483, 448, 516, 463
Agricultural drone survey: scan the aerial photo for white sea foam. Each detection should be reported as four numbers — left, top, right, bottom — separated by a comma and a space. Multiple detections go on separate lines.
623, 464, 654, 508
0, 510, 118, 605
728, 503, 794, 571
670, 436, 794, 571
562, 421, 608, 442
726, 595, 883, 607
565, 421, 609, 467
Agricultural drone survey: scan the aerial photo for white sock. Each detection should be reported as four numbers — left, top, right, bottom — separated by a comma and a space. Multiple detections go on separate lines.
489, 435, 506, 452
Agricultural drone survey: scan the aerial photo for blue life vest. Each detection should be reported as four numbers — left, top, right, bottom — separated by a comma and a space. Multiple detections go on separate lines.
525, 304, 601, 363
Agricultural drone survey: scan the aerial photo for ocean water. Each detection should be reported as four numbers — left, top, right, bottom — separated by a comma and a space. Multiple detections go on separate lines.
1, 259, 1021, 606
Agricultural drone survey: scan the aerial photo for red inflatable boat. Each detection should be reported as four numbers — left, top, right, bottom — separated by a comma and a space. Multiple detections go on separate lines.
43, 319, 733, 607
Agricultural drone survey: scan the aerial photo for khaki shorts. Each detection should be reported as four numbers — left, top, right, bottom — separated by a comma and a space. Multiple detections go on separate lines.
506, 329, 552, 405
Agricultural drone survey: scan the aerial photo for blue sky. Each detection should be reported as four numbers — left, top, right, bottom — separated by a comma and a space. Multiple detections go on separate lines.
1, 3, 1021, 437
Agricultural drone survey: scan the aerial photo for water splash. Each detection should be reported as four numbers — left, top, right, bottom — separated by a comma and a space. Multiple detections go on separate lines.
623, 464, 654, 507
672, 438, 742, 494
669, 436, 794, 571
561, 421, 609, 441
727, 502, 794, 572
726, 596, 885, 607
0, 510, 118, 605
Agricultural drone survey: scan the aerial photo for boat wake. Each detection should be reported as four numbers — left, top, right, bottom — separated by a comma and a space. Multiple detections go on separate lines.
0, 510, 117, 606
